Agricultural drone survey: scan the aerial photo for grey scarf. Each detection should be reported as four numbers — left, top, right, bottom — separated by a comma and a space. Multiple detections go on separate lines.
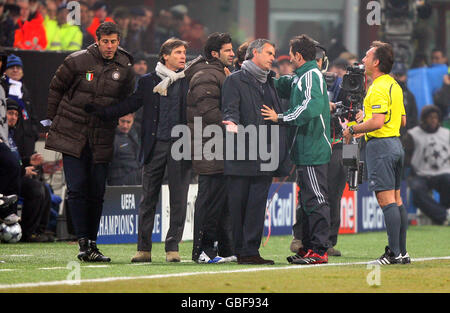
241, 60, 270, 84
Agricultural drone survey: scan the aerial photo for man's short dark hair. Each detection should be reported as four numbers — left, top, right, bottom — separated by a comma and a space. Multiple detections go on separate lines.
159, 37, 188, 64
204, 32, 232, 60
96, 22, 121, 41
431, 47, 446, 55
289, 34, 317, 62
234, 41, 249, 69
371, 41, 394, 74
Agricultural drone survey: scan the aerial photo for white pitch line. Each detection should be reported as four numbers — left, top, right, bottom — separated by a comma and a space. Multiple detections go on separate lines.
0, 256, 449, 290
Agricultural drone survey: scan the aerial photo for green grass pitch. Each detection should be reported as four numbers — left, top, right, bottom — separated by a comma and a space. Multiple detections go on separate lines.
0, 225, 449, 293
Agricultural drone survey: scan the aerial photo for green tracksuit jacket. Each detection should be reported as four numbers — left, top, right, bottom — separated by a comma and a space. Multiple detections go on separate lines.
274, 60, 332, 166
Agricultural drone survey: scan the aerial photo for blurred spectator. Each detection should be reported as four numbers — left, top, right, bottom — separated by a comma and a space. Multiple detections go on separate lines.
328, 58, 348, 78
140, 6, 154, 52
0, 0, 19, 47
403, 105, 450, 225
411, 52, 428, 68
107, 113, 142, 186
79, 0, 94, 49
153, 9, 176, 53
112, 6, 129, 47
40, 0, 56, 21
14, 0, 47, 50
431, 48, 448, 66
434, 72, 450, 125
277, 55, 294, 76
123, 6, 146, 54
131, 52, 148, 136
133, 52, 148, 87
45, 4, 82, 51
391, 62, 418, 136
0, 47, 21, 226
170, 4, 187, 37
142, 5, 153, 30
271, 60, 279, 78
339, 51, 358, 65
233, 41, 248, 71
183, 20, 206, 54
86, 1, 114, 41
6, 99, 53, 242
4, 54, 39, 159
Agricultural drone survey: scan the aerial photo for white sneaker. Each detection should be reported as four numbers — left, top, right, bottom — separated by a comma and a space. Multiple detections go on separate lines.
197, 251, 228, 264
1, 213, 21, 225
222, 255, 238, 262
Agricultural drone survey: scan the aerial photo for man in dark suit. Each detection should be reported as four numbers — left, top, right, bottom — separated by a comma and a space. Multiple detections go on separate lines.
221, 39, 291, 265
92, 38, 192, 263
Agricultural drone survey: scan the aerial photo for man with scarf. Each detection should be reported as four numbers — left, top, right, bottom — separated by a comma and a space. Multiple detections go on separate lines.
93, 38, 193, 263
4, 54, 39, 160
222, 39, 291, 265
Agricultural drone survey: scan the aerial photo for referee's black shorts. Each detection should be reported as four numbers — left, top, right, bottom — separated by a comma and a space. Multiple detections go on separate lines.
365, 137, 404, 192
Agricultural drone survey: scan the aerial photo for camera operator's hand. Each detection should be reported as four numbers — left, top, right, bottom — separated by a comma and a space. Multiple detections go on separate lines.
25, 166, 38, 178
356, 109, 364, 123
30, 153, 44, 166
343, 128, 352, 144
329, 102, 336, 112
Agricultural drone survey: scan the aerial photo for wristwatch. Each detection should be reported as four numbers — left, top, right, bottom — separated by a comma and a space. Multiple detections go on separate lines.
349, 125, 355, 135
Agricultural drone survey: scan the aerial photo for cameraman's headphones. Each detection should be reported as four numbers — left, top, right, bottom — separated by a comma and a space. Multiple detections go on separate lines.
315, 44, 329, 73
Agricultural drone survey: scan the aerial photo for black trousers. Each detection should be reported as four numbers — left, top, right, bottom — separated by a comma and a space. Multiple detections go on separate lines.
192, 173, 233, 260
293, 164, 331, 255
20, 177, 51, 239
138, 140, 191, 252
293, 147, 346, 248
0, 142, 21, 217
327, 144, 347, 247
409, 173, 450, 224
63, 145, 108, 240
227, 175, 272, 258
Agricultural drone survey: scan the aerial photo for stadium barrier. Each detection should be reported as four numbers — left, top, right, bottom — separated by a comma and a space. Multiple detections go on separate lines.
93, 182, 408, 244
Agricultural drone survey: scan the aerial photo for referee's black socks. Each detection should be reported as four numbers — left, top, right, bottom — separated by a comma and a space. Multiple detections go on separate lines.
381, 203, 401, 257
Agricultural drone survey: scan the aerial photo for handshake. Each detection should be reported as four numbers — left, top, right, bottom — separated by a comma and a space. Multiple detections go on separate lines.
84, 103, 106, 120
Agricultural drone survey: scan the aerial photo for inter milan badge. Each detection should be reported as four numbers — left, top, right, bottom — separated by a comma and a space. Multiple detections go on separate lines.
86, 72, 94, 81
112, 71, 120, 80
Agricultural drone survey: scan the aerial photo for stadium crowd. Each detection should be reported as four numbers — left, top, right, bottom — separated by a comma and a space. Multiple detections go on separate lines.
0, 0, 448, 265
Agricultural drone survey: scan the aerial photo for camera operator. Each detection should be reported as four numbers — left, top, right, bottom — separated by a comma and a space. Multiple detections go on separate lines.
343, 41, 409, 265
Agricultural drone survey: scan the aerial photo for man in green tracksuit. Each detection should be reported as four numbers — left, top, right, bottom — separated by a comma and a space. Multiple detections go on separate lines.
262, 34, 331, 265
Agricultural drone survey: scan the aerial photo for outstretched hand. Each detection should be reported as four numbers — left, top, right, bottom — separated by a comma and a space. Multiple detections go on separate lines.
261, 105, 278, 122
222, 120, 238, 133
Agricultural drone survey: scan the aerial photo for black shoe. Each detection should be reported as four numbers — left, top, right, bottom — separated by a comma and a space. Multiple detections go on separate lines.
402, 252, 411, 264
84, 240, 111, 262
77, 238, 90, 261
370, 246, 402, 265
238, 255, 274, 265
0, 194, 18, 209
